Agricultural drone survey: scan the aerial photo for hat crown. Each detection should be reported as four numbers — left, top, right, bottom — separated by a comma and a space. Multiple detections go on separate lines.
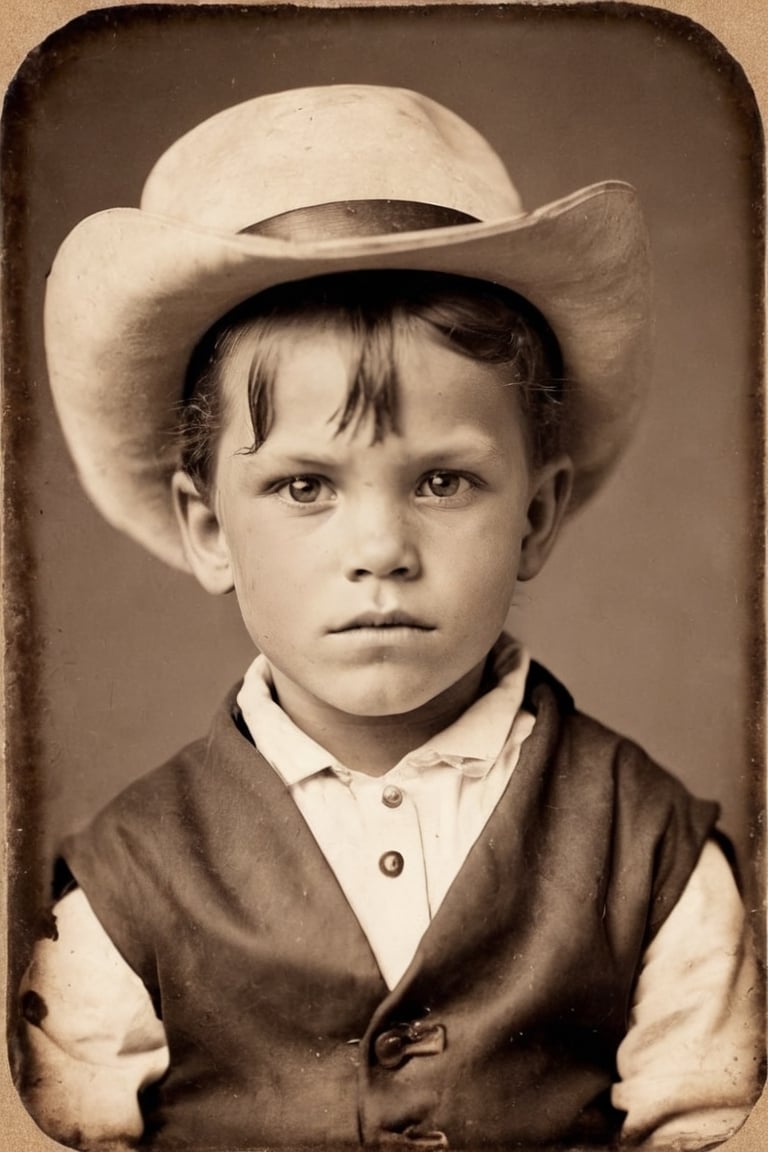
140, 85, 524, 232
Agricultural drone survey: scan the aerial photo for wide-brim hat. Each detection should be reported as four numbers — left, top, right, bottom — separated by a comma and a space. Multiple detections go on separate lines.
45, 84, 652, 571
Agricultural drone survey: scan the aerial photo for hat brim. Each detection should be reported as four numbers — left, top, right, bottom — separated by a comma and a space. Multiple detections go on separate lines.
45, 180, 651, 571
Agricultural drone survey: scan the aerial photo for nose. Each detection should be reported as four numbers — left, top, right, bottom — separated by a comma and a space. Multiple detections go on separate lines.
343, 497, 421, 582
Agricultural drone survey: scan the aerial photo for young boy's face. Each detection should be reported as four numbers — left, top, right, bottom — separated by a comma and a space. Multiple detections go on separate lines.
175, 320, 570, 726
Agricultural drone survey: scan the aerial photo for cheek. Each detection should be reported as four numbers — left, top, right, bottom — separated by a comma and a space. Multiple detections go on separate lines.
227, 541, 289, 630
436, 537, 521, 635
438, 506, 524, 585
227, 524, 327, 654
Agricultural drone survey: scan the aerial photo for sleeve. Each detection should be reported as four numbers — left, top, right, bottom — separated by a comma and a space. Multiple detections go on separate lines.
612, 840, 765, 1149
16, 887, 169, 1150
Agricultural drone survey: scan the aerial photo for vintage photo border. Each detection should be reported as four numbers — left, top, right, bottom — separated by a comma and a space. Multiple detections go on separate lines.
1, 1, 765, 1149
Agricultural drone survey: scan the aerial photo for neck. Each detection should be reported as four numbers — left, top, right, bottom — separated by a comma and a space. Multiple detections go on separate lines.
270, 660, 489, 777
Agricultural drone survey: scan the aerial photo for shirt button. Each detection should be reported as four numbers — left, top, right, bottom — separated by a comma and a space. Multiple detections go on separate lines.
382, 785, 403, 808
379, 850, 405, 877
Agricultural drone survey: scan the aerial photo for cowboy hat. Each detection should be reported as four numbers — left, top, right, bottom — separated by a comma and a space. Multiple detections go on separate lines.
44, 84, 652, 571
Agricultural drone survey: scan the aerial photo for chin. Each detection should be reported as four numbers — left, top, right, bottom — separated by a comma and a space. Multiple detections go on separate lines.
326, 668, 449, 719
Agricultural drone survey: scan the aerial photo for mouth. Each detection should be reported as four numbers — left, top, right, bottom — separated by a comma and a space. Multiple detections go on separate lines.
331, 611, 435, 633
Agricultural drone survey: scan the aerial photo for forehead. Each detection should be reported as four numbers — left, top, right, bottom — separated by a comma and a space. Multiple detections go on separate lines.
221, 318, 528, 453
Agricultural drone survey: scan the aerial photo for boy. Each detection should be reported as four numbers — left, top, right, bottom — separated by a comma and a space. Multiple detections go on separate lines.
17, 86, 763, 1150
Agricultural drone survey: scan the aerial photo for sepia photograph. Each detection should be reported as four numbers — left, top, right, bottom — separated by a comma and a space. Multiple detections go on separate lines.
2, 2, 766, 1149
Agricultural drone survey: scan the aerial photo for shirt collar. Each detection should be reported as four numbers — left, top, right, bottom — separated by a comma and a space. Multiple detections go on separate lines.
237, 633, 530, 787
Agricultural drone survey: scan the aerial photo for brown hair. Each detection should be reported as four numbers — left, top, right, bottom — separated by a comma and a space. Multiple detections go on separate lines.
178, 271, 566, 497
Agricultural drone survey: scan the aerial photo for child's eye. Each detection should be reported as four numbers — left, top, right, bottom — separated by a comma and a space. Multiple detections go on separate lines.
415, 471, 473, 500
274, 476, 334, 505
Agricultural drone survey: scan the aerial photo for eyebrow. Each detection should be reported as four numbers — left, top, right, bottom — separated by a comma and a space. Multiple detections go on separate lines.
409, 435, 507, 468
233, 447, 349, 472
239, 432, 507, 472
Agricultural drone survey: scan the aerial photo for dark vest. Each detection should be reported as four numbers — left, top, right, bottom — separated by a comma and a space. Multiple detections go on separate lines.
58, 664, 717, 1150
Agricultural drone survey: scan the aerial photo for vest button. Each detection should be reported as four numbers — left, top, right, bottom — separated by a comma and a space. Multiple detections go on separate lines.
382, 785, 403, 808
373, 1020, 446, 1070
379, 850, 404, 877
374, 1029, 406, 1068
403, 1128, 449, 1149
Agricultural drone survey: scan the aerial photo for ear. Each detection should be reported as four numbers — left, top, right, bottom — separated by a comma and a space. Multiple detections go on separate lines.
517, 455, 574, 581
171, 470, 234, 595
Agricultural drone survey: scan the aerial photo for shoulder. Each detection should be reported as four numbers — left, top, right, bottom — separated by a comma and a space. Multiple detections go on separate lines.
524, 659, 721, 938
89, 685, 249, 814
526, 658, 713, 804
53, 687, 261, 984
56, 686, 254, 884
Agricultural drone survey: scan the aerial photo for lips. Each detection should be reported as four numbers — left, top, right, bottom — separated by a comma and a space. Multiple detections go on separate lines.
331, 610, 434, 632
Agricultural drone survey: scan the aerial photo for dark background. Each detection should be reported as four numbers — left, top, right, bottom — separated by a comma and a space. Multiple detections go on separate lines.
3, 3, 763, 975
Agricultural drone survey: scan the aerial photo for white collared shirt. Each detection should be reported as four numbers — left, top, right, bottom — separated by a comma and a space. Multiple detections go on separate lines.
237, 643, 534, 987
